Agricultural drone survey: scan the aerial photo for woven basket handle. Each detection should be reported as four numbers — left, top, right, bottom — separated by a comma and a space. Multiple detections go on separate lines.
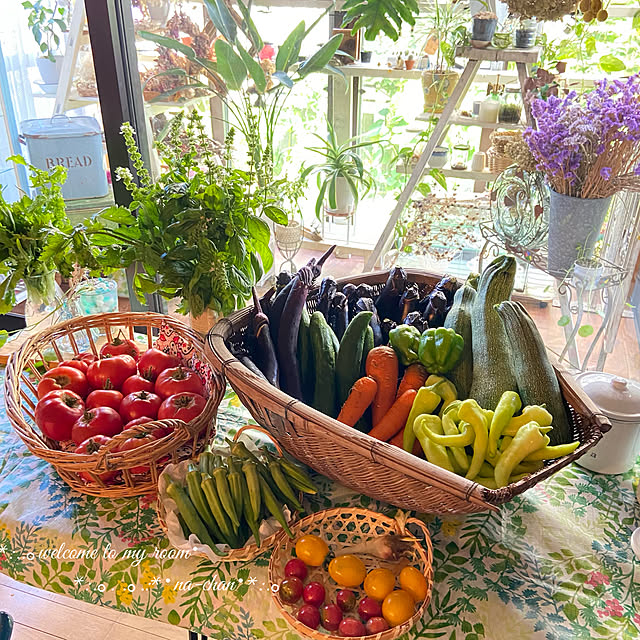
233, 424, 284, 456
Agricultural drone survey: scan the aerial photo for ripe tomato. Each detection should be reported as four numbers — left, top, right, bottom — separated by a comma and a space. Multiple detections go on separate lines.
60, 352, 97, 374
155, 366, 205, 399
138, 348, 180, 381
120, 391, 162, 422
100, 334, 140, 361
38, 366, 89, 399
121, 374, 154, 396
158, 392, 206, 422
35, 390, 85, 441
86, 389, 123, 411
75, 435, 118, 484
86, 355, 137, 391
115, 434, 157, 473
71, 407, 123, 444
123, 417, 172, 440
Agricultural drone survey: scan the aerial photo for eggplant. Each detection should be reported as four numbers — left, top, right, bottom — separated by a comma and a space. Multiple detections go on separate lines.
381, 318, 397, 345
251, 288, 280, 387
276, 270, 292, 292
399, 283, 419, 321
277, 266, 314, 400
342, 283, 359, 321
258, 286, 276, 316
317, 277, 338, 319
375, 266, 407, 323
433, 274, 461, 307
356, 297, 383, 346
404, 311, 428, 333
422, 289, 448, 328
307, 245, 336, 279
328, 292, 349, 340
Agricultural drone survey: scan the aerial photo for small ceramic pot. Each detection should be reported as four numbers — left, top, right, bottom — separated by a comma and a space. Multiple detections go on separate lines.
405, 58, 415, 70
360, 51, 372, 63
428, 146, 449, 169
472, 17, 497, 43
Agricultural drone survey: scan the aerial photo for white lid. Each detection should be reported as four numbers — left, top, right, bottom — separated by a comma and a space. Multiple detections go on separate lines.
576, 372, 640, 423
21, 115, 101, 139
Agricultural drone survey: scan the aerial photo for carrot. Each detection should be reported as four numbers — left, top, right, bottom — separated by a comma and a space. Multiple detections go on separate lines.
396, 363, 429, 398
337, 377, 378, 427
368, 389, 417, 442
389, 431, 423, 456
366, 346, 399, 426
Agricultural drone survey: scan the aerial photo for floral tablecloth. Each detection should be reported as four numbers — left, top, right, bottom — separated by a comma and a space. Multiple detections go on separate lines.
0, 371, 639, 640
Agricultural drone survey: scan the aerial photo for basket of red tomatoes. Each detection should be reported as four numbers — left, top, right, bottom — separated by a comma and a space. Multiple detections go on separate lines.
4, 312, 224, 497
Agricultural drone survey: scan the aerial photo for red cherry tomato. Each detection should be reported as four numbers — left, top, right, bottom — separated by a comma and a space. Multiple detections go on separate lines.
38, 366, 89, 399
86, 355, 137, 391
138, 348, 180, 381
86, 389, 123, 411
100, 334, 140, 361
60, 352, 97, 374
74, 435, 118, 484
121, 374, 155, 396
71, 407, 123, 444
120, 391, 162, 423
155, 366, 205, 399
35, 390, 85, 441
158, 392, 206, 423
115, 434, 158, 473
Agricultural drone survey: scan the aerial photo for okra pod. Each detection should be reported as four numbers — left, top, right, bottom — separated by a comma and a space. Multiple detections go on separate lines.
199, 451, 215, 476
278, 458, 318, 494
166, 481, 217, 550
268, 460, 303, 512
201, 476, 235, 546
213, 467, 240, 529
228, 471, 244, 518
259, 475, 293, 539
186, 466, 224, 542
242, 461, 262, 519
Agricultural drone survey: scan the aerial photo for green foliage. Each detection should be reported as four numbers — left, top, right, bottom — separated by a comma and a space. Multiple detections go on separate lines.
22, 0, 68, 61
342, 0, 419, 41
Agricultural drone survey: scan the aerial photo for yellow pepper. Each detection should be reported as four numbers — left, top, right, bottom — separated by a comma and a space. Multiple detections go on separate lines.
488, 391, 522, 457
503, 405, 553, 436
458, 399, 489, 481
413, 414, 455, 472
494, 421, 550, 487
402, 386, 440, 452
523, 441, 580, 461
442, 410, 470, 473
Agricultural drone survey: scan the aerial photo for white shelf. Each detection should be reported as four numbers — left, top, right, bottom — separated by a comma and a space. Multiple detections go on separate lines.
396, 163, 498, 181
416, 113, 524, 130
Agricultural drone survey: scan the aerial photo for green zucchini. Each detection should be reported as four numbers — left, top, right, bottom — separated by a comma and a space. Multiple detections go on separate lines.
495, 301, 571, 445
469, 255, 518, 409
309, 311, 337, 417
361, 325, 374, 378
298, 307, 314, 405
444, 283, 476, 398
336, 311, 373, 406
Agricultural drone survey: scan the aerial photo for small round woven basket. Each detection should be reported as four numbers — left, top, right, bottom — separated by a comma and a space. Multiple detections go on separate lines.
156, 425, 299, 562
5, 312, 224, 498
269, 508, 433, 640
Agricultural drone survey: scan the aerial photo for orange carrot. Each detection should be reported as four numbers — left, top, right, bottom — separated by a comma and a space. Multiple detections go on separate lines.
396, 363, 429, 398
366, 346, 399, 426
368, 389, 417, 442
337, 377, 378, 427
389, 431, 423, 456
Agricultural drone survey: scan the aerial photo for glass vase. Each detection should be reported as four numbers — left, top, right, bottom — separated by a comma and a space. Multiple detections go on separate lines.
24, 271, 64, 331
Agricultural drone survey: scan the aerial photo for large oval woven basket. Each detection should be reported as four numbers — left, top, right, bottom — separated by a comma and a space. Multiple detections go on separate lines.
5, 312, 224, 497
207, 269, 610, 514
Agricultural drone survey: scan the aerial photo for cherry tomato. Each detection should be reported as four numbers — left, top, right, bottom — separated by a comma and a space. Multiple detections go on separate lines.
121, 374, 155, 396
120, 391, 162, 422
86, 389, 123, 412
158, 392, 206, 422
100, 334, 140, 361
38, 366, 89, 399
35, 390, 85, 441
138, 348, 180, 381
75, 435, 118, 484
114, 433, 157, 473
86, 355, 137, 391
155, 366, 205, 399
60, 352, 97, 374
71, 407, 123, 444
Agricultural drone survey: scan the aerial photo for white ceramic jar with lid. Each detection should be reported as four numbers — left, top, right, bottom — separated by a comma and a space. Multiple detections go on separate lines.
574, 372, 640, 475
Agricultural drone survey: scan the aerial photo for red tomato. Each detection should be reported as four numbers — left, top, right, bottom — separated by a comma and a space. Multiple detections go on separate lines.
87, 355, 137, 391
60, 352, 97, 374
35, 390, 85, 441
38, 366, 89, 399
86, 389, 123, 411
123, 418, 172, 440
120, 391, 162, 423
75, 435, 118, 484
71, 407, 123, 444
158, 392, 206, 423
123, 416, 152, 429
138, 348, 180, 381
155, 366, 205, 399
115, 434, 157, 473
121, 374, 155, 396
100, 334, 140, 361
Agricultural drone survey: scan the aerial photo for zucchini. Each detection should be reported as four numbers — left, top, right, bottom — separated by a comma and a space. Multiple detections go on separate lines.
495, 301, 571, 445
444, 283, 476, 398
309, 311, 337, 417
469, 256, 518, 409
336, 311, 374, 406
298, 307, 314, 405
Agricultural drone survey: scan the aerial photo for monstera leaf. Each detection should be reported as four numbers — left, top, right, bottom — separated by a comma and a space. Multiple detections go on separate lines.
342, 0, 419, 41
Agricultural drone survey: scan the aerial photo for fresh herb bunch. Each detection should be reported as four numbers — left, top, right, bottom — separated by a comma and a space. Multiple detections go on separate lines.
75, 111, 284, 316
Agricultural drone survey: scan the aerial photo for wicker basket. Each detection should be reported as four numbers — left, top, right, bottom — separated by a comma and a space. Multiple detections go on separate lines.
487, 148, 514, 174
156, 425, 299, 562
269, 508, 433, 640
207, 270, 610, 514
5, 312, 225, 498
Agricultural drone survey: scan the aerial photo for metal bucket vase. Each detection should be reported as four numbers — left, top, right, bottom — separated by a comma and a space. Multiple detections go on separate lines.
547, 190, 612, 278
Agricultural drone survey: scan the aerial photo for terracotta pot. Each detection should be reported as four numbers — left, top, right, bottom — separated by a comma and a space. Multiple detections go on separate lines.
405, 59, 415, 70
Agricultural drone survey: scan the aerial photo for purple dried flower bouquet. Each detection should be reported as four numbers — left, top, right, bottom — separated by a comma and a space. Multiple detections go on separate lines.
524, 74, 640, 199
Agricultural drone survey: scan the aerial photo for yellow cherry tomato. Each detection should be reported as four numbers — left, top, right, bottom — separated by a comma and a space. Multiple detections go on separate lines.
295, 535, 328, 567
399, 566, 428, 602
328, 554, 367, 588
364, 568, 396, 601
382, 589, 415, 627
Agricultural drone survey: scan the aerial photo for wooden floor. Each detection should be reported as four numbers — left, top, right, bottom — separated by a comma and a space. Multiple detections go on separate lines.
0, 573, 185, 640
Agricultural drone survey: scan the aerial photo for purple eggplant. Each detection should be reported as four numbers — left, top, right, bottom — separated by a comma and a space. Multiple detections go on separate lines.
404, 311, 428, 333
276, 270, 293, 292
251, 288, 280, 387
307, 245, 336, 279
328, 292, 349, 340
422, 289, 448, 327
399, 283, 419, 321
342, 283, 359, 321
356, 297, 383, 346
434, 274, 461, 308
381, 318, 397, 344
375, 267, 407, 323
317, 277, 338, 319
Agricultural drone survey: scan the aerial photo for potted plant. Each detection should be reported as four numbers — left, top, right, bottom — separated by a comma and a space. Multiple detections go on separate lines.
22, 0, 68, 85
573, 254, 604, 290
302, 122, 376, 220
524, 75, 640, 277
471, 11, 498, 48
515, 18, 537, 49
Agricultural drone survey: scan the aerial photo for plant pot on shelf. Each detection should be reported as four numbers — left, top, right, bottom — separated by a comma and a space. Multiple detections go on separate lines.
147, 0, 171, 25
360, 50, 372, 63
428, 146, 449, 169
405, 58, 415, 70
573, 259, 604, 290
472, 17, 497, 46
36, 55, 64, 85
547, 190, 612, 278
324, 176, 355, 220
422, 69, 459, 114
515, 20, 537, 49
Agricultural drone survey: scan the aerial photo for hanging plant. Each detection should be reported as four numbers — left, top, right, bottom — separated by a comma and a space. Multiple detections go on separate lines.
504, 0, 577, 21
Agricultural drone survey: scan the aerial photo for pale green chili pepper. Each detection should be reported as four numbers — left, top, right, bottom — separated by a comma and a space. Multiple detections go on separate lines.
488, 391, 522, 457
503, 405, 553, 436
413, 414, 455, 472
494, 421, 550, 487
458, 399, 488, 481
442, 411, 470, 473
523, 440, 580, 461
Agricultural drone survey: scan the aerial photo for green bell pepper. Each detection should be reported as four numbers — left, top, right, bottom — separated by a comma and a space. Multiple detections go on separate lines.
389, 325, 421, 366
418, 327, 464, 374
